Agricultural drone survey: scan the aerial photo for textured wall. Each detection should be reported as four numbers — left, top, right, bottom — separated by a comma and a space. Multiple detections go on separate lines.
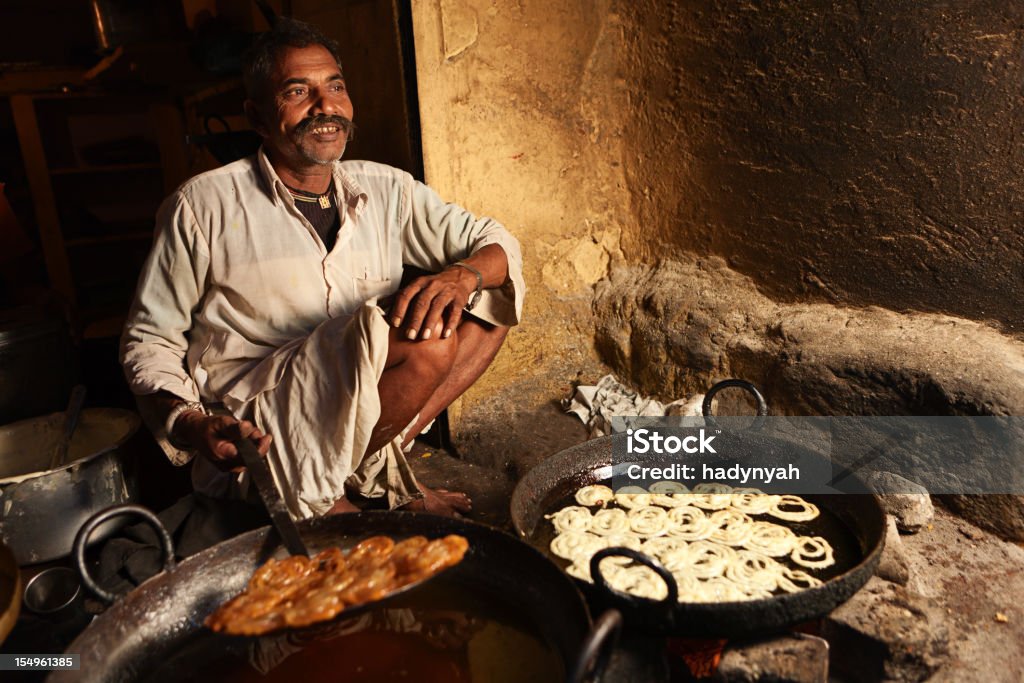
412, 0, 1024, 424
593, 255, 1024, 539
622, 0, 1024, 332
412, 0, 629, 414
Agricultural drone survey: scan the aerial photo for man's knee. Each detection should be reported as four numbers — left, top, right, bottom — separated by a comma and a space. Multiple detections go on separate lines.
389, 327, 458, 381
407, 337, 457, 385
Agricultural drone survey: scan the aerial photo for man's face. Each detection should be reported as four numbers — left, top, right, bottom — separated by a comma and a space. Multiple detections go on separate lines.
253, 44, 354, 169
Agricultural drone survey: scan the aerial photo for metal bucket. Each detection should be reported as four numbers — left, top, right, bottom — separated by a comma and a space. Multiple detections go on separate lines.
0, 408, 141, 565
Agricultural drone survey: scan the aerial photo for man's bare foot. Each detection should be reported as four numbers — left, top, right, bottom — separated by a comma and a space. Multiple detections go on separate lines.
327, 496, 360, 515
401, 485, 472, 517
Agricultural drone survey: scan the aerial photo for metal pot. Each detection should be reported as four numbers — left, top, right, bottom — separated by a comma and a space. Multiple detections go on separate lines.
0, 408, 141, 565
59, 506, 621, 683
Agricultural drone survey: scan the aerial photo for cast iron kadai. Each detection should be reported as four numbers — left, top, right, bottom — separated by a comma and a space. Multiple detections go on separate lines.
72, 503, 452, 625
62, 505, 622, 683
510, 379, 886, 637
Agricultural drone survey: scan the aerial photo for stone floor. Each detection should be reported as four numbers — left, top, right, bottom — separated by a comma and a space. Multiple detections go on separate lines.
892, 508, 1024, 682
409, 353, 603, 529
810, 505, 1024, 682
408, 393, 590, 530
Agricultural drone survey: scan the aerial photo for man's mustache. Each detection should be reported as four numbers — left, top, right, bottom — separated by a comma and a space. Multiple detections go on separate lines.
295, 115, 356, 139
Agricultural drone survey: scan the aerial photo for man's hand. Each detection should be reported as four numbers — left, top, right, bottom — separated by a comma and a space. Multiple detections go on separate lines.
389, 267, 477, 341
175, 412, 272, 472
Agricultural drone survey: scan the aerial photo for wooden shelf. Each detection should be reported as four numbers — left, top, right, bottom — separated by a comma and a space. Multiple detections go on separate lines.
0, 68, 85, 96
10, 89, 188, 329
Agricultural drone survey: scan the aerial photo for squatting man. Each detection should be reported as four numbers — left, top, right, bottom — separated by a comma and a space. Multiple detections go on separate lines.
121, 18, 524, 519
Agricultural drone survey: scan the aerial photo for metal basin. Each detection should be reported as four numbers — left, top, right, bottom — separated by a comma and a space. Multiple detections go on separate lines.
0, 408, 141, 565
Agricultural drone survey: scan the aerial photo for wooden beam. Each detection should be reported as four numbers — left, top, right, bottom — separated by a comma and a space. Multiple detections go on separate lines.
10, 94, 76, 304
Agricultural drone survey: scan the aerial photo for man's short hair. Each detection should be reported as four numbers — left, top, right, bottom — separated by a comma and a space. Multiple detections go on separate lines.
243, 17, 343, 102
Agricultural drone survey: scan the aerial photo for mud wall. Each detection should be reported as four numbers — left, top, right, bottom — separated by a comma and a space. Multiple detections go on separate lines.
412, 0, 629, 412
411, 0, 1024, 417
621, 0, 1024, 332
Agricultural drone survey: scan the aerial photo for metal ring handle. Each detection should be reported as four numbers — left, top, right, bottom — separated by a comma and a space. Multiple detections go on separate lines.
702, 379, 769, 430
590, 547, 678, 606
73, 504, 176, 605
568, 609, 622, 683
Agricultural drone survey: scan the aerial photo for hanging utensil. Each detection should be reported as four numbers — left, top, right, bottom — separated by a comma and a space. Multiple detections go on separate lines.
185, 116, 261, 165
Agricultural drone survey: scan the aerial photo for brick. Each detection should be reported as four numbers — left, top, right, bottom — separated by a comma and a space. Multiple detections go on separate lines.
714, 634, 828, 683
823, 577, 949, 682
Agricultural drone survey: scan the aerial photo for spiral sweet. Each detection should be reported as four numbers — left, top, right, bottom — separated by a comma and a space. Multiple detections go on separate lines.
575, 484, 615, 507
546, 485, 835, 605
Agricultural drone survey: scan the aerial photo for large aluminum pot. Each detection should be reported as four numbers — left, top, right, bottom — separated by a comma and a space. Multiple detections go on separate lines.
0, 408, 140, 565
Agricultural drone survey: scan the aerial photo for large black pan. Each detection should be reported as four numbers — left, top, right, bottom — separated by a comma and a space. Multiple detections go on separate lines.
55, 506, 621, 683
510, 380, 886, 638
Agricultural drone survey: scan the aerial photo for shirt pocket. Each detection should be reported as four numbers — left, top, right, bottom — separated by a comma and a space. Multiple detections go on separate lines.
354, 276, 394, 307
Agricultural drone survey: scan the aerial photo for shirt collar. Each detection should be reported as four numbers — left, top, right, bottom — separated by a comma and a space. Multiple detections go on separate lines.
257, 147, 368, 215
332, 163, 368, 217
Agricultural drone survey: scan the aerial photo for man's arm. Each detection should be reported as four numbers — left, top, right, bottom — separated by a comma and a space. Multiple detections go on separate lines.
137, 391, 272, 471
122, 192, 270, 469
389, 243, 508, 340
390, 176, 524, 340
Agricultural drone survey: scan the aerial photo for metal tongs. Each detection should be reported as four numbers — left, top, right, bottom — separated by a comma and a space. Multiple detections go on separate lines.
235, 438, 310, 557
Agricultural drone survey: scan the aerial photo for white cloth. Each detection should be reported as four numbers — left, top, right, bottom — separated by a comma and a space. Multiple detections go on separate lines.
563, 374, 704, 437
121, 149, 524, 518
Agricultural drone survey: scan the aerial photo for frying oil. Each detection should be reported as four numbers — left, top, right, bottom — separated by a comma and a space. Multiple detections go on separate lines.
142, 581, 564, 683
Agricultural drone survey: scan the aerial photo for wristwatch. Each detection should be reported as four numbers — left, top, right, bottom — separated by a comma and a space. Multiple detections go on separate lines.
165, 401, 206, 450
450, 261, 483, 311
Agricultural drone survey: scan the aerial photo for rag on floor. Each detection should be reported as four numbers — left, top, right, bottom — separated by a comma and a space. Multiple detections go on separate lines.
562, 374, 704, 438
